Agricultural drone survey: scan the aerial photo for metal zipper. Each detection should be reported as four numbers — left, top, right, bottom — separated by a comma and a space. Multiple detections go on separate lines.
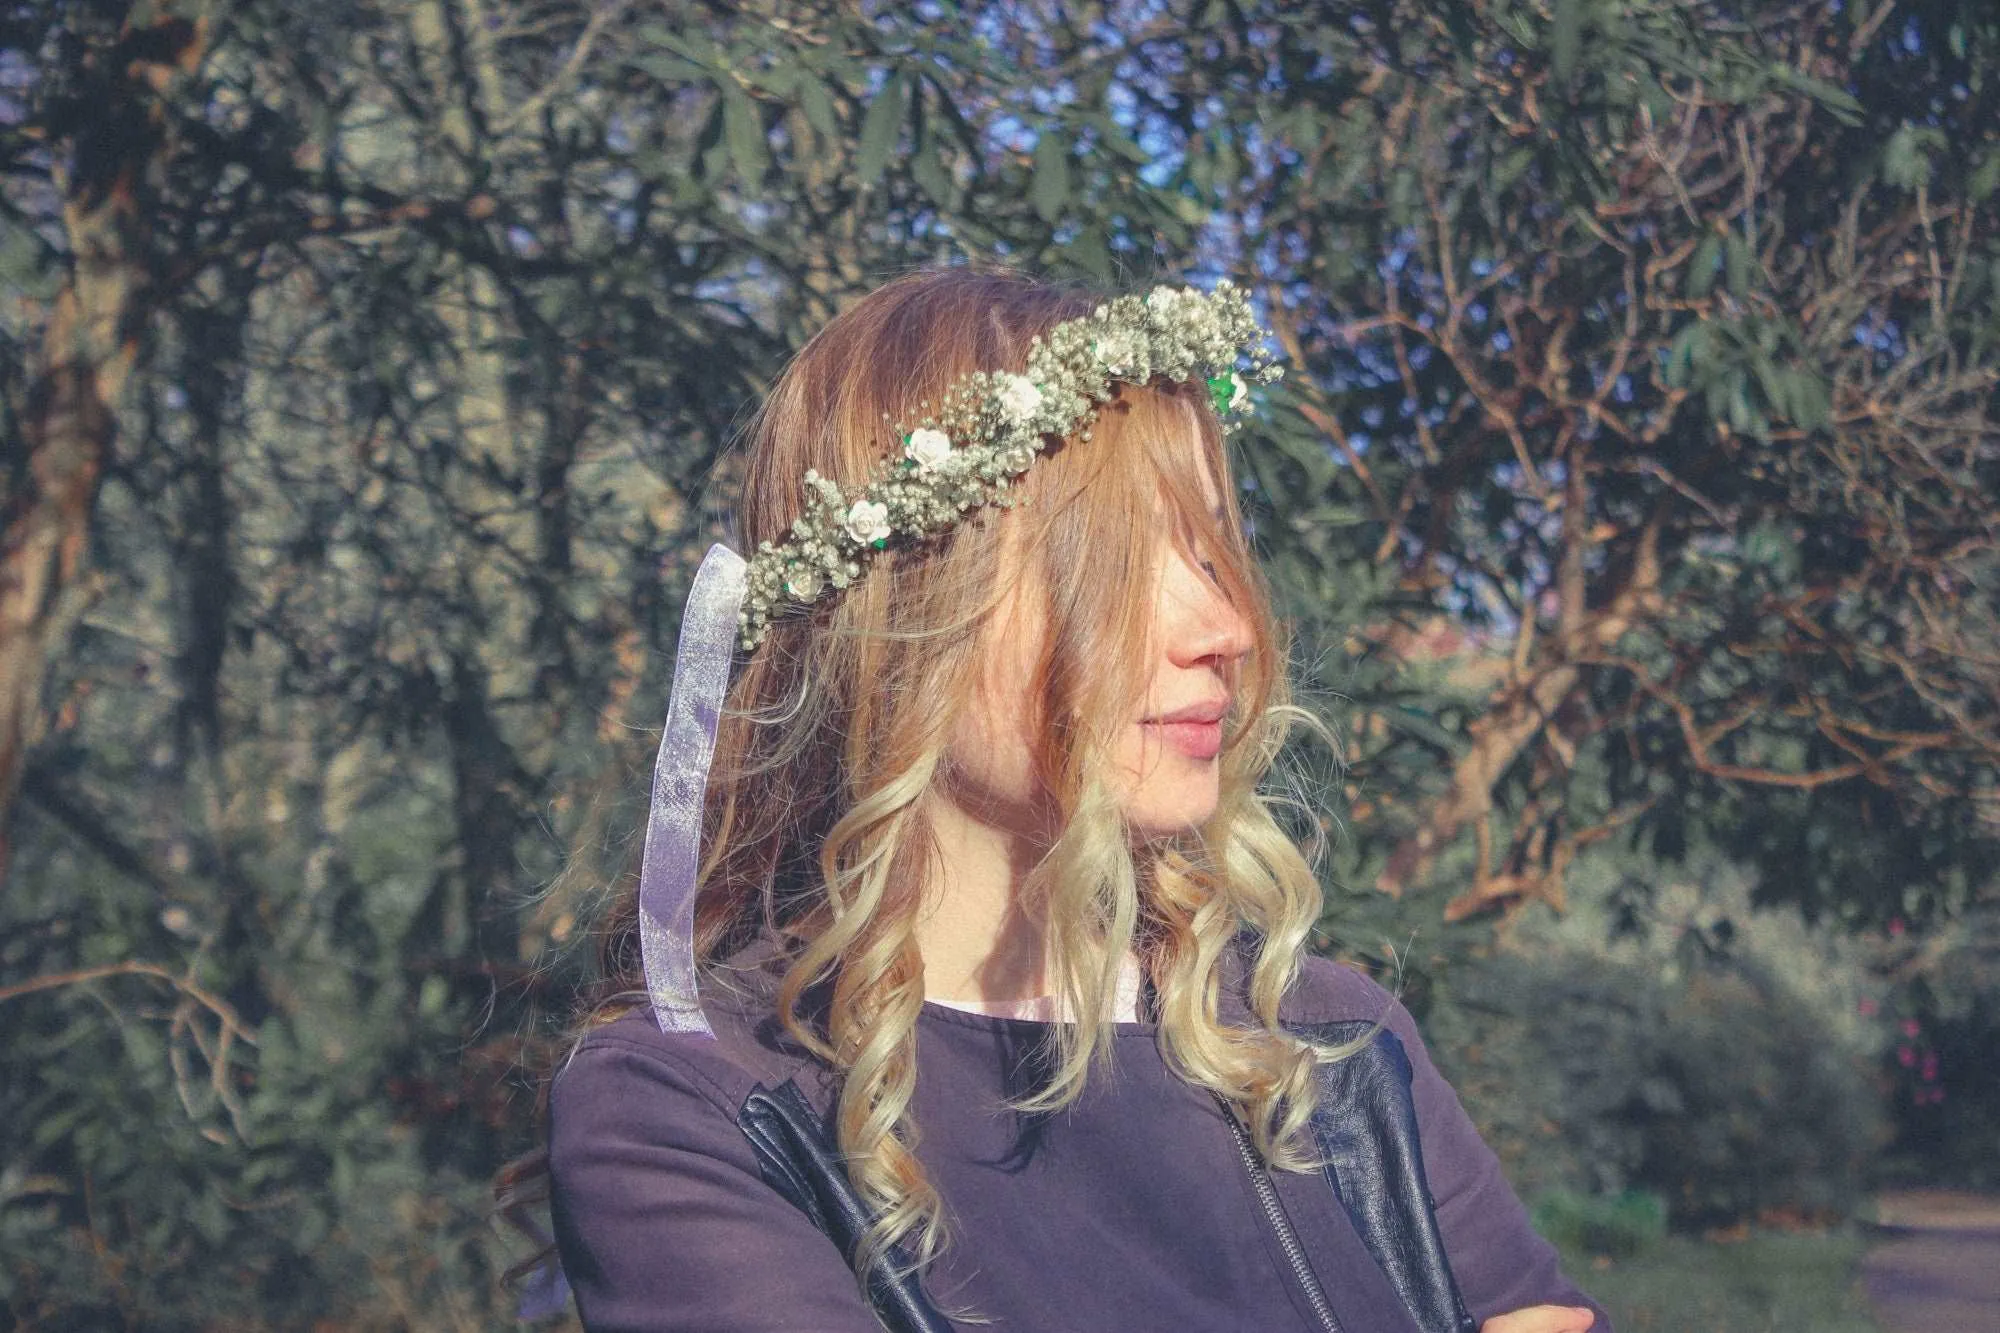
1221, 1102, 1343, 1333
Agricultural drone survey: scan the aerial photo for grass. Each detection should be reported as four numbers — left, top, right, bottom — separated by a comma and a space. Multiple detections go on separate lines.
1556, 1228, 1880, 1333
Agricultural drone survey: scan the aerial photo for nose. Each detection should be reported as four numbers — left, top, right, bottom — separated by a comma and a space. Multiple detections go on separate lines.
1165, 551, 1253, 671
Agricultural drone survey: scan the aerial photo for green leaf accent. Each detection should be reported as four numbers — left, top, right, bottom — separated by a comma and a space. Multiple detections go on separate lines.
911, 88, 953, 206
1687, 235, 1722, 299
1493, 148, 1535, 194
1724, 231, 1750, 299
1882, 123, 1945, 192
1766, 64, 1864, 122
1970, 152, 2000, 204
1067, 227, 1111, 280
628, 50, 705, 83
1208, 374, 1234, 417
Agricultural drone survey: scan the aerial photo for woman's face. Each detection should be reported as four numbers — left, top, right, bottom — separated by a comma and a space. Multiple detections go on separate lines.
941, 462, 1252, 842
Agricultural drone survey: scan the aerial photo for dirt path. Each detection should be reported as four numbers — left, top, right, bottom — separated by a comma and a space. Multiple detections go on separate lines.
1863, 1192, 2000, 1333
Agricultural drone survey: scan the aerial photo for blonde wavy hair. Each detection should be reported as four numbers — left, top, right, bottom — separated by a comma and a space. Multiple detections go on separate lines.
594, 267, 1336, 1288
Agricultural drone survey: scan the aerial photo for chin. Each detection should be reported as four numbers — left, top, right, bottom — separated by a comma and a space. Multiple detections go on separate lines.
1119, 783, 1221, 840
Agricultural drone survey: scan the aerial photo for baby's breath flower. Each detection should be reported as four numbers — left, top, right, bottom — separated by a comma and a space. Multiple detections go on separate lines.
1093, 329, 1143, 375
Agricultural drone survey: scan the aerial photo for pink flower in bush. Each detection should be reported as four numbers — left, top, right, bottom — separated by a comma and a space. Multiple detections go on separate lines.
1898, 1045, 1917, 1067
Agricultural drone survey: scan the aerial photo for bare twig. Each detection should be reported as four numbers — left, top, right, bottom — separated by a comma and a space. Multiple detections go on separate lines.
490, 0, 630, 136
0, 960, 256, 1040
0, 960, 258, 1139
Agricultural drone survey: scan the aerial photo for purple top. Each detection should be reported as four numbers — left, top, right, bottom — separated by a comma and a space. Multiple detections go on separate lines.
548, 951, 1609, 1331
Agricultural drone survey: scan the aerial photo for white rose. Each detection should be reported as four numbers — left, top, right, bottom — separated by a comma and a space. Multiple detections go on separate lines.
1227, 372, 1250, 413
904, 428, 954, 475
842, 499, 892, 545
784, 565, 825, 600
995, 376, 1043, 425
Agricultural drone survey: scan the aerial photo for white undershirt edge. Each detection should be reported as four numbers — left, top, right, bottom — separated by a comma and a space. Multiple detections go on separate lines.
926, 952, 1145, 1023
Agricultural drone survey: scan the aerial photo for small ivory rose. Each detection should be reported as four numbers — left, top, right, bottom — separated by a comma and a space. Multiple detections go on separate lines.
1226, 372, 1250, 412
904, 428, 954, 474
842, 499, 892, 545
996, 376, 1043, 424
784, 565, 825, 599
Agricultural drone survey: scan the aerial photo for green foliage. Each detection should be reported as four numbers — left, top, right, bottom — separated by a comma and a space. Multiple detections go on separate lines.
1229, 0, 2000, 924
1448, 950, 1884, 1227
1425, 846, 1887, 1228
1531, 1188, 1667, 1260
3, 0, 1996, 1324
1554, 1229, 1880, 1333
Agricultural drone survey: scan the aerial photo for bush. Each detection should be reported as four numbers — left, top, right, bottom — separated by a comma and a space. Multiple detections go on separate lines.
1420, 848, 1887, 1229
1875, 900, 2000, 1189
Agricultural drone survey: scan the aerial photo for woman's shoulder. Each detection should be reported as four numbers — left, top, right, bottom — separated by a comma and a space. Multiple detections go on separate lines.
1277, 951, 1426, 1049
552, 960, 828, 1123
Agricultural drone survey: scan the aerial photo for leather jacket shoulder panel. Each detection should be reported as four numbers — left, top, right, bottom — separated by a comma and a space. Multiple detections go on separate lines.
738, 1079, 955, 1333
1288, 1020, 1478, 1333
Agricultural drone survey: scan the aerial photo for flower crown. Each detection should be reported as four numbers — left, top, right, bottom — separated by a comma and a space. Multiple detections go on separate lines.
737, 281, 1282, 650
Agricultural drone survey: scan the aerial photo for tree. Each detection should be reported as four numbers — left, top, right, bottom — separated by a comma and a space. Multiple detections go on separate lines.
1, 6, 206, 880
0, 1, 1212, 1322
1201, 0, 2000, 927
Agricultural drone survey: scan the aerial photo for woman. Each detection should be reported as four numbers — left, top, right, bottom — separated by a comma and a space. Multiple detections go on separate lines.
545, 269, 1607, 1333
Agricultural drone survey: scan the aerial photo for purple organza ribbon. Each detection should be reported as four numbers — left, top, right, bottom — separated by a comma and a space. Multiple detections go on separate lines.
515, 1232, 572, 1322
637, 542, 746, 1039
520, 545, 746, 1320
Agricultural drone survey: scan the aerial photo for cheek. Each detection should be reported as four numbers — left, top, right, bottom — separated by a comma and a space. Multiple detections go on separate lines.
942, 606, 1046, 808
946, 691, 1037, 800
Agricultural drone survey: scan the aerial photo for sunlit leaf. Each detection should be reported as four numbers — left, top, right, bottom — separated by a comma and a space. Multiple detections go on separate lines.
1031, 129, 1070, 223
798, 77, 838, 140
721, 81, 768, 186
855, 72, 906, 186
1552, 0, 1583, 86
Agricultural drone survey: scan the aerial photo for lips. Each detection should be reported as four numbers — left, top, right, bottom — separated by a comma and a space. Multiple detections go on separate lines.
1144, 698, 1230, 725
1140, 697, 1230, 760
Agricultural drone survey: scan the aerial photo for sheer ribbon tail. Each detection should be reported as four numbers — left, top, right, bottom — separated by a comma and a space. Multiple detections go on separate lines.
637, 543, 747, 1039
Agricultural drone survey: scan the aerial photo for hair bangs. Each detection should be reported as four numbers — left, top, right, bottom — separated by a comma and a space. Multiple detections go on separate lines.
1011, 380, 1282, 794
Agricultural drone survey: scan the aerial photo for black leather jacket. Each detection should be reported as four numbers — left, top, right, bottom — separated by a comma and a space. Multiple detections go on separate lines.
736, 1020, 1477, 1333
